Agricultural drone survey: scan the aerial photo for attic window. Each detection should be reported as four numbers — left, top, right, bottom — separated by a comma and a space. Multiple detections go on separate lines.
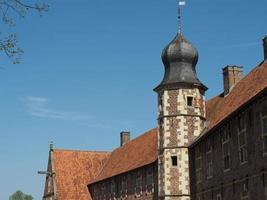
187, 96, 193, 107
171, 156, 178, 166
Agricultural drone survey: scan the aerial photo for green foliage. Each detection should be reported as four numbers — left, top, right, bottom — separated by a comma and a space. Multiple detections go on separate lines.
8, 190, 34, 200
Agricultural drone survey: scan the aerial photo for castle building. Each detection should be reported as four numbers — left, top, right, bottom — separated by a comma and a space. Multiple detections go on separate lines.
42, 6, 267, 200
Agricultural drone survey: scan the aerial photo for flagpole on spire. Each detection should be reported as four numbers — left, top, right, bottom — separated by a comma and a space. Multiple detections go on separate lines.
178, 0, 186, 34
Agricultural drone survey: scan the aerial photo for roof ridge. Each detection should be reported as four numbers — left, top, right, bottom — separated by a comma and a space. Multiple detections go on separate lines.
207, 60, 266, 102
206, 93, 223, 103
95, 128, 158, 161
112, 127, 157, 152
89, 127, 158, 184
53, 149, 111, 153
90, 152, 113, 183
193, 60, 267, 146
224, 60, 265, 97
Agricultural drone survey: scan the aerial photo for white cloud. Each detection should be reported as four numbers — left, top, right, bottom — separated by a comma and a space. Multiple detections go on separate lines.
25, 96, 92, 121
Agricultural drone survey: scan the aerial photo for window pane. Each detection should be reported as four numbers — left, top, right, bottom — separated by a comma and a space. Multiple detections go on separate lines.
264, 136, 267, 153
206, 139, 212, 152
217, 194, 222, 200
223, 143, 229, 155
240, 147, 247, 163
224, 155, 230, 169
239, 131, 246, 146
195, 157, 201, 169
263, 118, 267, 134
222, 130, 229, 142
187, 96, 193, 106
238, 116, 245, 131
196, 170, 201, 183
171, 156, 178, 166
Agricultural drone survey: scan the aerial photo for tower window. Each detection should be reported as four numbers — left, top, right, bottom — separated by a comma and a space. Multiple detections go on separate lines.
187, 96, 193, 107
171, 156, 178, 166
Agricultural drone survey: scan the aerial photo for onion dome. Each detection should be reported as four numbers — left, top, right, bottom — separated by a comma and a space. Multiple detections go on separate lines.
154, 33, 207, 92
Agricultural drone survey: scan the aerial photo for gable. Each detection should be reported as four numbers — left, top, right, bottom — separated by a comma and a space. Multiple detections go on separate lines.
43, 150, 56, 199
52, 149, 110, 200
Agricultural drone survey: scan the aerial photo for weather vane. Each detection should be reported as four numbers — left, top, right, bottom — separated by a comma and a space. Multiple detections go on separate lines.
178, 0, 186, 34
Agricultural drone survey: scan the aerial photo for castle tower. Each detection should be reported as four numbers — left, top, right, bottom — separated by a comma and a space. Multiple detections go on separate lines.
154, 32, 207, 200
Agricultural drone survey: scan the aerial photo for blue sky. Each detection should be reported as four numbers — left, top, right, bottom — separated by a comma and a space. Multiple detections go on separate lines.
0, 0, 266, 199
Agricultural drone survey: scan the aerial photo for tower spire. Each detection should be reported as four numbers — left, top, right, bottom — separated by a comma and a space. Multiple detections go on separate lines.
178, 0, 186, 34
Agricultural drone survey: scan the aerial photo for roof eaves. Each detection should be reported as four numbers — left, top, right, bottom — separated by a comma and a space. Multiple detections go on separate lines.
190, 86, 267, 148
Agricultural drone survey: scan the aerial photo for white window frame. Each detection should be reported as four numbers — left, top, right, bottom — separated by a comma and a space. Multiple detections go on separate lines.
206, 138, 213, 179
240, 180, 249, 200
216, 193, 222, 200
261, 114, 267, 156
238, 115, 247, 165
222, 129, 230, 172
135, 171, 143, 197
121, 175, 127, 199
146, 168, 154, 194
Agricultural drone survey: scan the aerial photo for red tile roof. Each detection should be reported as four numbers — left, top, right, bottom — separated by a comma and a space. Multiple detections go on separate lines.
52, 149, 110, 200
89, 128, 158, 184
90, 60, 267, 183
205, 60, 267, 133
52, 60, 267, 198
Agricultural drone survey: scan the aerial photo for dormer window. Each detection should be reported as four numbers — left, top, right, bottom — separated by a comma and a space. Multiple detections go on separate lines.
187, 96, 193, 107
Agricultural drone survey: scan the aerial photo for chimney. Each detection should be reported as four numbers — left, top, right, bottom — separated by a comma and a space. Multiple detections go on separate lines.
263, 35, 267, 60
120, 131, 131, 146
223, 65, 244, 96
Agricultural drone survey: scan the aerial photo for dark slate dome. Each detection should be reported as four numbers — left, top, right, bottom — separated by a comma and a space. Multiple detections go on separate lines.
162, 33, 198, 69
155, 33, 206, 92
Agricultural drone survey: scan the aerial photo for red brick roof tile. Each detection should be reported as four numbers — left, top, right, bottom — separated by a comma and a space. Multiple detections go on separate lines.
205, 60, 267, 133
53, 149, 110, 200
90, 60, 267, 183
53, 60, 267, 196
89, 128, 158, 184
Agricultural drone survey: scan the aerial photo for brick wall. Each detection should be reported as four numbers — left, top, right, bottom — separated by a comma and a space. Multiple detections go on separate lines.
89, 163, 158, 200
157, 86, 206, 200
189, 95, 267, 200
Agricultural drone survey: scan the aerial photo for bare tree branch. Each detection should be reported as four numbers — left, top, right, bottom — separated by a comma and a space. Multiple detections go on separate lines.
0, 0, 48, 64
